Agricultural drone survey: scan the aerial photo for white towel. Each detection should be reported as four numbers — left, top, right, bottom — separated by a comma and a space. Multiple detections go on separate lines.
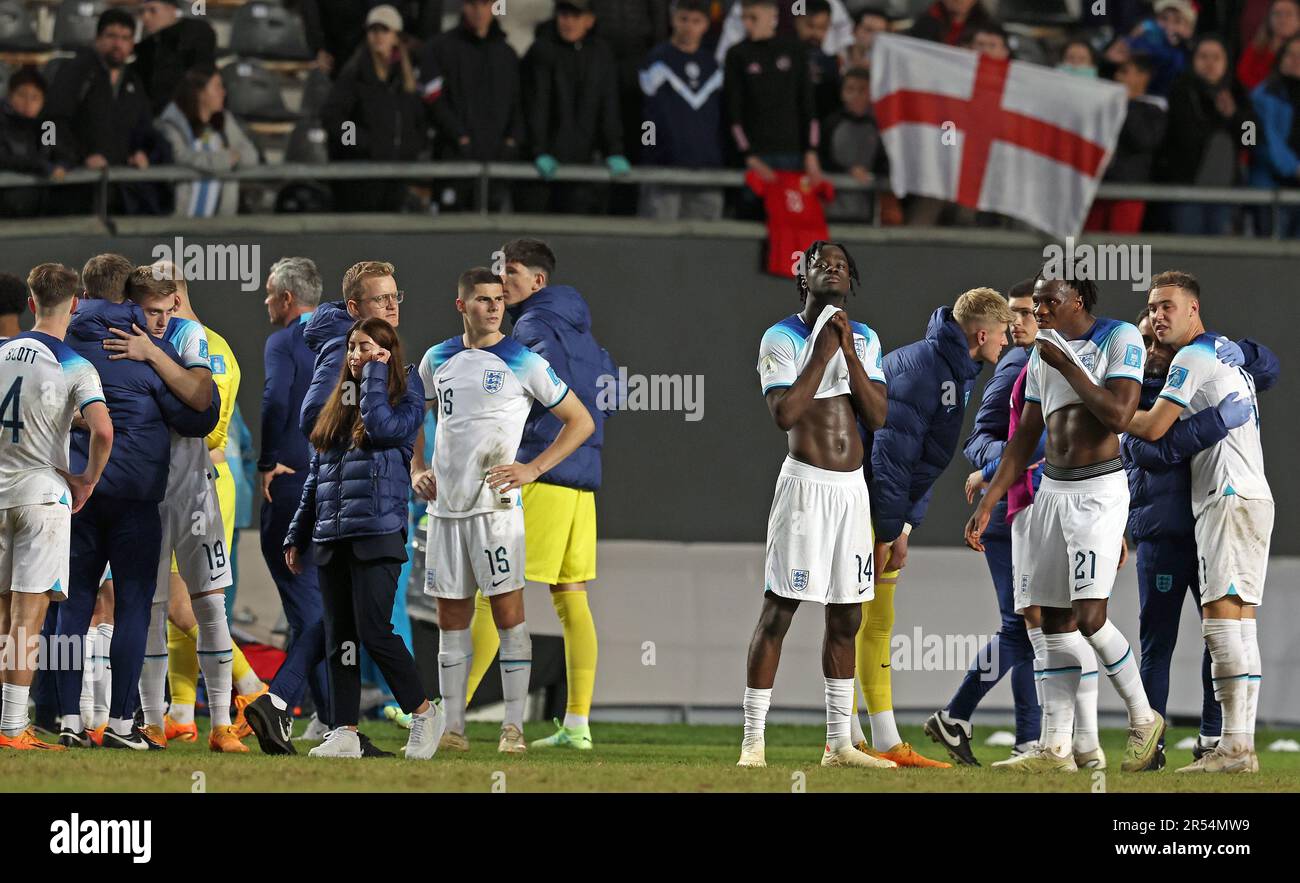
795, 304, 852, 399
1035, 328, 1099, 385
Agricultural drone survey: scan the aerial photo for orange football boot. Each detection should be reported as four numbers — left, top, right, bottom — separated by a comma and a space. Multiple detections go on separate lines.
0, 727, 68, 751
232, 682, 270, 739
859, 741, 952, 768
88, 724, 107, 747
141, 723, 168, 749
165, 715, 198, 743
209, 724, 249, 753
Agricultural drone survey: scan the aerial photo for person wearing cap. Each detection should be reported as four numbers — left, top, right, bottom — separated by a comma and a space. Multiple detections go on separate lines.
304, 1, 444, 78
1126, 0, 1197, 96
321, 5, 431, 212
518, 0, 630, 215
131, 0, 218, 115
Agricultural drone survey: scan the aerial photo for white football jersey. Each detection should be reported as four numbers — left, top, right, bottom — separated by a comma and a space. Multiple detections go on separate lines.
164, 317, 215, 491
1025, 317, 1144, 418
0, 332, 104, 508
419, 335, 569, 518
757, 309, 886, 397
1159, 332, 1271, 515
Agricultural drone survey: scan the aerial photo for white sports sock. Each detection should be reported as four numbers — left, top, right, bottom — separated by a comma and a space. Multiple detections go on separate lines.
268, 692, 288, 711
1, 683, 29, 737
1040, 632, 1083, 756
170, 703, 195, 725
498, 623, 531, 731
849, 709, 866, 746
437, 628, 472, 735
869, 710, 901, 751
1203, 618, 1249, 754
108, 716, 133, 737
1027, 626, 1046, 704
1070, 632, 1099, 754
93, 623, 113, 727
743, 687, 771, 741
61, 713, 83, 734
235, 671, 262, 697
79, 630, 97, 725
192, 594, 234, 727
1240, 618, 1260, 751
138, 601, 169, 729
824, 677, 854, 751
1086, 619, 1154, 725
562, 713, 589, 729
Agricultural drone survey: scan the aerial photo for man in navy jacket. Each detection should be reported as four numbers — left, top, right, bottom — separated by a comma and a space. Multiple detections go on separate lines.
57, 297, 218, 749
854, 289, 1013, 767
1123, 315, 1279, 762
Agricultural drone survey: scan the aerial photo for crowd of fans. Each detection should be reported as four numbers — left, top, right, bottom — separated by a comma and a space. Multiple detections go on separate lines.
1, 0, 1300, 236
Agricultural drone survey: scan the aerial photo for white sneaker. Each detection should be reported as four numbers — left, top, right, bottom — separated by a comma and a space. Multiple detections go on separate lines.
737, 736, 766, 768
296, 712, 330, 741
498, 724, 527, 754
821, 745, 898, 769
1074, 747, 1107, 769
404, 701, 447, 760
307, 728, 362, 758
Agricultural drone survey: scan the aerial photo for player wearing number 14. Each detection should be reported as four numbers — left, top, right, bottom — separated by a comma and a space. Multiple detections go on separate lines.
413, 268, 594, 753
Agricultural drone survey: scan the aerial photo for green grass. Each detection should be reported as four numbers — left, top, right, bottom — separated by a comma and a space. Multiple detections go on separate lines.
4, 720, 1299, 793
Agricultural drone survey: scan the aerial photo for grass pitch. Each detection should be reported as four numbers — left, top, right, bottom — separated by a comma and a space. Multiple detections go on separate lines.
3, 720, 1298, 793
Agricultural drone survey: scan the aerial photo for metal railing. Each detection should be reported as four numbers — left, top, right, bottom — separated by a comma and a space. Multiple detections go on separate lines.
3, 160, 1299, 237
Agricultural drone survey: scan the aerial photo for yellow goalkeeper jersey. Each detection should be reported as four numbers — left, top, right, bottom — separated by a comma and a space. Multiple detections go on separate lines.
204, 325, 240, 452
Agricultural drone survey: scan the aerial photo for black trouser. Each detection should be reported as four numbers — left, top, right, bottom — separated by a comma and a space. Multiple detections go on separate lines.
316, 533, 426, 726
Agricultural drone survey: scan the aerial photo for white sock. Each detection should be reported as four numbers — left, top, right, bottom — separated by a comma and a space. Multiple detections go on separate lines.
1027, 626, 1046, 705
941, 708, 970, 729
562, 713, 589, 729
824, 677, 854, 751
1203, 618, 1249, 754
869, 710, 901, 751
742, 687, 771, 741
1069, 631, 1099, 754
269, 692, 288, 711
138, 601, 169, 729
1240, 618, 1260, 751
1086, 619, 1153, 725
62, 713, 84, 734
1, 683, 29, 737
1040, 632, 1082, 756
235, 671, 262, 697
192, 594, 234, 727
109, 716, 133, 736
437, 628, 472, 734
849, 709, 866, 745
170, 703, 195, 725
93, 623, 113, 727
498, 623, 531, 731
79, 630, 97, 724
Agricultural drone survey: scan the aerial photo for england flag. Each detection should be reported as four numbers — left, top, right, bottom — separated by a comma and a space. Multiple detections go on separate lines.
871, 33, 1128, 237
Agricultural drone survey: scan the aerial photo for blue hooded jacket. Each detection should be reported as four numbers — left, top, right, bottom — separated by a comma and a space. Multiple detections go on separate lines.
300, 300, 356, 435
507, 285, 615, 491
869, 307, 984, 543
259, 311, 317, 473
1123, 338, 1279, 542
65, 300, 220, 502
286, 359, 425, 547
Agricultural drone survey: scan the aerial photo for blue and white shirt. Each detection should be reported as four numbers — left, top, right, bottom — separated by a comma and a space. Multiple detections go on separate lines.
419, 335, 568, 518
0, 331, 104, 508
1025, 317, 1145, 418
757, 309, 885, 397
163, 316, 215, 490
1159, 331, 1271, 514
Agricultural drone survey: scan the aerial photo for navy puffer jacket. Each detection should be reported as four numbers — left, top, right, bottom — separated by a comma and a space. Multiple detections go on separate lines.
299, 299, 356, 435
285, 360, 424, 547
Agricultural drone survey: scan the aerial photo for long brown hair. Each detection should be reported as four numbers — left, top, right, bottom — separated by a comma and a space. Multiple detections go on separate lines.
309, 318, 408, 451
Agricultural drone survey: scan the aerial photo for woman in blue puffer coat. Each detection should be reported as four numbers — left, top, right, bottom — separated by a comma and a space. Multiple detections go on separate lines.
285, 317, 446, 760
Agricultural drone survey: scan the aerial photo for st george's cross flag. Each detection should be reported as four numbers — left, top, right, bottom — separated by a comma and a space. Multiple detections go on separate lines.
870, 33, 1128, 237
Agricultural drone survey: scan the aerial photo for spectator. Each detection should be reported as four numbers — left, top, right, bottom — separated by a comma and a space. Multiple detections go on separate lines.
822, 67, 881, 221
1126, 0, 1196, 96
157, 66, 260, 218
304, 1, 446, 77
716, 0, 854, 62
519, 1, 629, 215
725, 0, 821, 192
0, 67, 65, 218
44, 9, 169, 216
1249, 35, 1300, 234
1087, 54, 1168, 233
842, 5, 892, 72
908, 0, 997, 47
418, 0, 523, 212
131, 0, 218, 116
0, 272, 23, 338
638, 0, 725, 220
1159, 35, 1255, 234
962, 21, 1010, 61
1058, 38, 1099, 77
1238, 0, 1300, 89
1085, 56, 1167, 232
796, 0, 843, 121
590, 0, 670, 167
321, 5, 430, 213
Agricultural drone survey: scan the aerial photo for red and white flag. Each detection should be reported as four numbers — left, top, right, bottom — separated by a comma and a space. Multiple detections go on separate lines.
871, 33, 1128, 237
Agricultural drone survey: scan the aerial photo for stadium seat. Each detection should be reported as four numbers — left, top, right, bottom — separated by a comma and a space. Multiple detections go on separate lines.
230, 2, 312, 61
284, 118, 330, 165
997, 0, 1077, 27
41, 54, 67, 85
52, 0, 107, 50
0, 0, 48, 52
221, 60, 300, 122
0, 59, 10, 100
299, 67, 332, 118
1008, 33, 1051, 67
